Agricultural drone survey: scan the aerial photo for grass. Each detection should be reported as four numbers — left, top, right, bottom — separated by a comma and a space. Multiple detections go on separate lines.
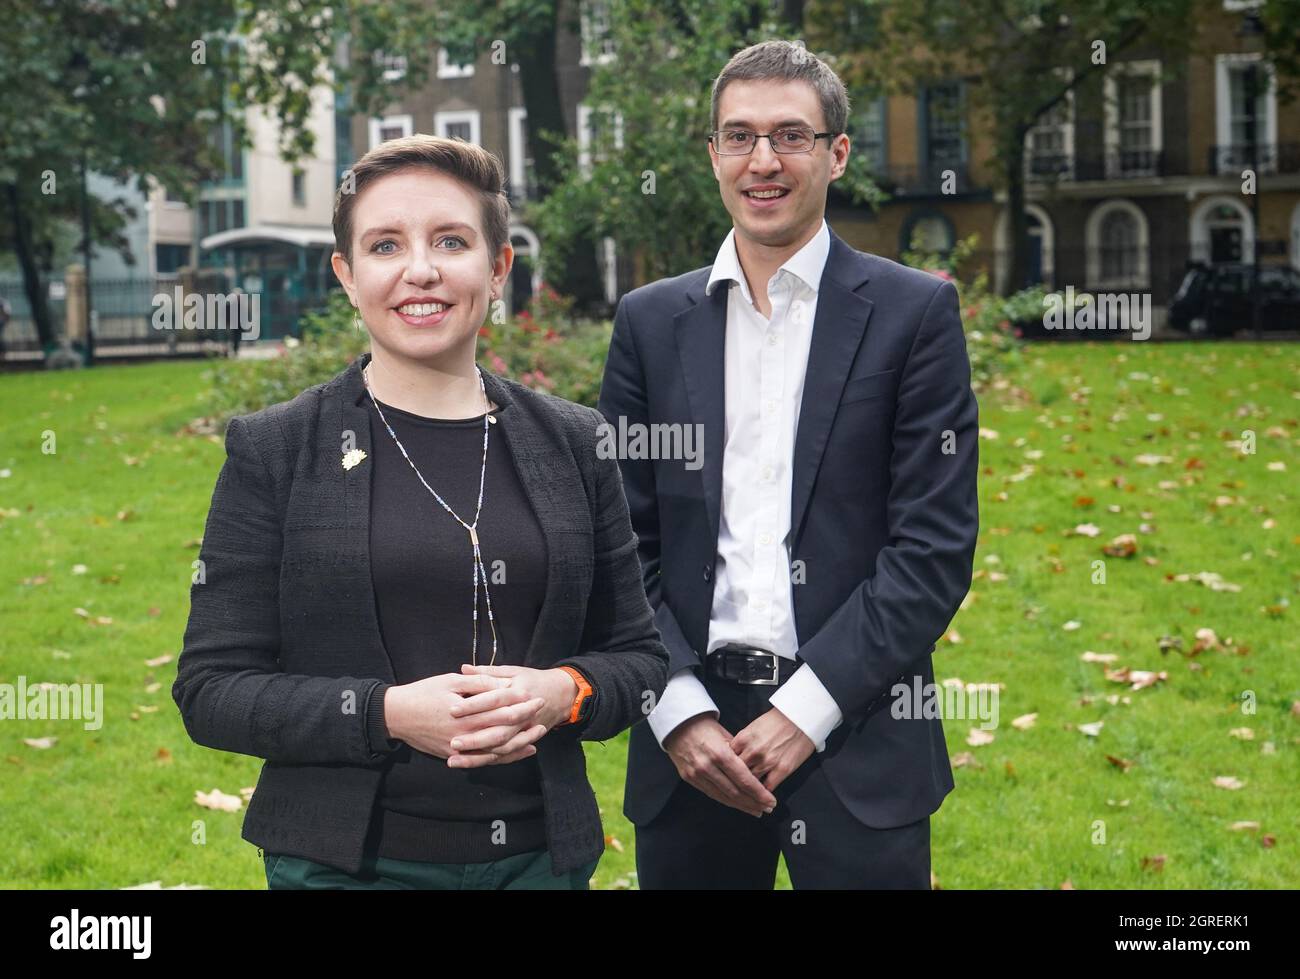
0, 342, 1296, 889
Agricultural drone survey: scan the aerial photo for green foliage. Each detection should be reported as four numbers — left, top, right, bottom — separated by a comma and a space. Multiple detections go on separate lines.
529, 0, 885, 284
901, 232, 1046, 389
205, 286, 613, 424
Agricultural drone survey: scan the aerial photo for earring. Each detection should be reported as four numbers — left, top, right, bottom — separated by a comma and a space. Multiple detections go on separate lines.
353, 312, 363, 332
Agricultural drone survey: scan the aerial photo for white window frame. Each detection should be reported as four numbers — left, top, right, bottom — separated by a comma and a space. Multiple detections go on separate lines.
435, 110, 481, 146
368, 114, 413, 150
1104, 60, 1162, 178
1086, 199, 1150, 290
579, 0, 616, 66
1024, 69, 1075, 181
577, 103, 624, 176
508, 107, 531, 199
374, 51, 407, 82
437, 46, 475, 78
1215, 53, 1277, 175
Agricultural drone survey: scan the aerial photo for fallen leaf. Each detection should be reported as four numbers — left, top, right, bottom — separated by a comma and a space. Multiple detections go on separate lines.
1011, 713, 1037, 731
23, 737, 57, 750
1081, 651, 1118, 664
1212, 776, 1245, 790
194, 788, 243, 812
966, 728, 996, 747
1078, 721, 1105, 737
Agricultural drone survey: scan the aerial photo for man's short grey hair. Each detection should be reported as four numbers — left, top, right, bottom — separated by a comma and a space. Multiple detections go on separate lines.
710, 39, 850, 135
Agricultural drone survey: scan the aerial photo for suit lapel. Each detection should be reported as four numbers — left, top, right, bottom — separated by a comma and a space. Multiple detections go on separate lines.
674, 279, 728, 546
790, 233, 875, 546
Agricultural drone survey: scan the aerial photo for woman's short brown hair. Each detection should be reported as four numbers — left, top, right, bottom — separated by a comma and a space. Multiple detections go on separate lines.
332, 134, 511, 267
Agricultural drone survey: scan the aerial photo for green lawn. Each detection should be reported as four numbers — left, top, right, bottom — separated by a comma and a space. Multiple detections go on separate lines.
1, 343, 1296, 889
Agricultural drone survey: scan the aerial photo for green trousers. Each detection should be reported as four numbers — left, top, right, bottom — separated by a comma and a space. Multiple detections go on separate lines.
263, 848, 600, 890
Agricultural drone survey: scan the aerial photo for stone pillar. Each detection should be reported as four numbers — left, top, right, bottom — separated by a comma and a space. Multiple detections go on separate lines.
64, 264, 86, 345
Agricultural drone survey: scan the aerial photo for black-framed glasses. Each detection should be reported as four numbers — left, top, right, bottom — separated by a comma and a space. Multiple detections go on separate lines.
709, 126, 836, 155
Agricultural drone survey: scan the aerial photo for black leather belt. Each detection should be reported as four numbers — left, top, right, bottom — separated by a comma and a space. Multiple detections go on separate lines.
705, 644, 783, 685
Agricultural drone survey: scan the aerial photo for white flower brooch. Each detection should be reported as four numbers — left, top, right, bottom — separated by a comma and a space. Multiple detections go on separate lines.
341, 448, 368, 471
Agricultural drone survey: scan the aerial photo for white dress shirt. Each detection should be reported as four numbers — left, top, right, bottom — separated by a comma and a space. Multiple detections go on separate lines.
646, 219, 845, 753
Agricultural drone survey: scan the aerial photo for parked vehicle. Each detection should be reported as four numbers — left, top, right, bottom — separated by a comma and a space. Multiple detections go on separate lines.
1168, 262, 1300, 335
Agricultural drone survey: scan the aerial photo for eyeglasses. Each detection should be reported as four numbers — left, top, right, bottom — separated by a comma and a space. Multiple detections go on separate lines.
710, 127, 836, 155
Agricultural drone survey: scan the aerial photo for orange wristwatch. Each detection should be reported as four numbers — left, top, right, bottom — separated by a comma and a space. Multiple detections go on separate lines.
557, 666, 595, 726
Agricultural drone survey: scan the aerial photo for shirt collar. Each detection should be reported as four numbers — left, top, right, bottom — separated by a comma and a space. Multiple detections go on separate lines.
705, 217, 830, 304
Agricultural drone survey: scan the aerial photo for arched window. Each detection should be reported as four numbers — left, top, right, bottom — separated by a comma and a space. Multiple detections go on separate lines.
1086, 199, 1149, 289
1100, 209, 1139, 283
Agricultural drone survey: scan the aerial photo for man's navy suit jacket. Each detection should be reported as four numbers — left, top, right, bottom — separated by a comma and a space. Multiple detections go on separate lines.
598, 226, 979, 829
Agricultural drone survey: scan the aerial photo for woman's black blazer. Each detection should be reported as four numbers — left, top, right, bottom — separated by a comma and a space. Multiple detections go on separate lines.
172, 351, 670, 876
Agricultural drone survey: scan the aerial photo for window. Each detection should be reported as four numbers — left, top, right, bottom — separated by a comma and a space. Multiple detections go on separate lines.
1025, 73, 1075, 181
434, 110, 481, 145
292, 170, 306, 207
155, 243, 191, 275
508, 107, 535, 200
207, 120, 244, 184
198, 198, 246, 241
437, 46, 475, 78
902, 211, 955, 255
580, 1, 616, 66
578, 103, 624, 175
924, 83, 964, 173
1105, 62, 1162, 177
1215, 54, 1277, 174
1086, 199, 1149, 288
1100, 210, 1138, 282
851, 96, 887, 175
374, 50, 407, 82
368, 114, 413, 149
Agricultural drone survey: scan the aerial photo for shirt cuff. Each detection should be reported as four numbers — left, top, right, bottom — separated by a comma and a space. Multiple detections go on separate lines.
768, 663, 843, 753
646, 667, 720, 747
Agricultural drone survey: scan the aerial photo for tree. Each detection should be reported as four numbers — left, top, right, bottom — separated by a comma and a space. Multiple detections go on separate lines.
0, 0, 501, 362
812, 0, 1202, 293
422, 1, 609, 311
527, 0, 882, 286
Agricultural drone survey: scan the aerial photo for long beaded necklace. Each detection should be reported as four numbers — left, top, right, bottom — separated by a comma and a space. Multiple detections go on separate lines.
363, 362, 500, 666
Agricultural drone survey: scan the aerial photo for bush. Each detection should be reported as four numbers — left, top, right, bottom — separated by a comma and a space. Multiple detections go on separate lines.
901, 234, 1045, 390
204, 285, 613, 427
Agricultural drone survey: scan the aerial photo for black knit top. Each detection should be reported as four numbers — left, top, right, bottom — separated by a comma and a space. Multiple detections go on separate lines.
362, 395, 549, 863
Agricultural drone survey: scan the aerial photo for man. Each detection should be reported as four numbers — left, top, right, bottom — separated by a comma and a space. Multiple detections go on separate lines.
598, 39, 979, 889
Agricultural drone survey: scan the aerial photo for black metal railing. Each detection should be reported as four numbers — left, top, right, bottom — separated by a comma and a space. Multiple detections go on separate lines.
1207, 143, 1300, 175
867, 161, 980, 197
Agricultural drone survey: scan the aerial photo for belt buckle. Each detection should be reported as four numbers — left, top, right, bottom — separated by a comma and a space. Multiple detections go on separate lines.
731, 646, 779, 686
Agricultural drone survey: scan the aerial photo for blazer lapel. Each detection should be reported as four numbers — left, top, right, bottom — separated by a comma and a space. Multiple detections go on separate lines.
789, 232, 876, 548
674, 278, 728, 546
334, 352, 396, 682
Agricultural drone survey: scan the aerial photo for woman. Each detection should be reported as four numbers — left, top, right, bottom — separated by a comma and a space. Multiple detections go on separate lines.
172, 134, 669, 890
